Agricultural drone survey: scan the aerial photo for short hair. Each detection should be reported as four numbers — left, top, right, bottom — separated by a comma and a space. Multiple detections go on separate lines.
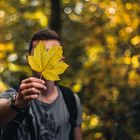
29, 29, 61, 53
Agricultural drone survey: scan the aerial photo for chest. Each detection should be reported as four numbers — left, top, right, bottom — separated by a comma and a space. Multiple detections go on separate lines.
30, 97, 70, 128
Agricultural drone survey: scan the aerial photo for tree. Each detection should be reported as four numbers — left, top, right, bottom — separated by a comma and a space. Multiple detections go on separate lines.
50, 0, 61, 34
1, 0, 140, 139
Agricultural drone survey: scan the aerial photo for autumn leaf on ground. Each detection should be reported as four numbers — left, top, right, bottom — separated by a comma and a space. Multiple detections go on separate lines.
27, 41, 68, 81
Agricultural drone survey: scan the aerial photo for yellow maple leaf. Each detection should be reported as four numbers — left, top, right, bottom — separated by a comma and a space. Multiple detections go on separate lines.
27, 41, 68, 81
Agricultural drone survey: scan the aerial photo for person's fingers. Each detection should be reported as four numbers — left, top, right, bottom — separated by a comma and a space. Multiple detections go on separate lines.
20, 87, 41, 96
24, 94, 39, 102
16, 77, 45, 108
21, 77, 45, 84
20, 82, 46, 91
15, 87, 40, 108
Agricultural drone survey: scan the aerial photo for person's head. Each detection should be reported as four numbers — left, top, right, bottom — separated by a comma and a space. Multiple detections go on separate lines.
29, 29, 64, 80
29, 29, 61, 54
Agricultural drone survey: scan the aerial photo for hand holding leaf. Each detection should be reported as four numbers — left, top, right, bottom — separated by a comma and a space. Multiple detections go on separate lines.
27, 41, 68, 81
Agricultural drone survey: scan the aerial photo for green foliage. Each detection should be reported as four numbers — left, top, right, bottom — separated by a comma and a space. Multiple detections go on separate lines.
0, 0, 50, 87
0, 0, 140, 139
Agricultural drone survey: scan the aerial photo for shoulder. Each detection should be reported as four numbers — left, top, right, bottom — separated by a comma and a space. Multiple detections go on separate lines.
73, 94, 82, 110
58, 85, 81, 107
74, 94, 80, 102
58, 85, 80, 100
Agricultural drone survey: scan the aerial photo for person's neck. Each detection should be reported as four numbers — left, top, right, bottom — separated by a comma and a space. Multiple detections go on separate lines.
39, 81, 59, 104
42, 81, 56, 96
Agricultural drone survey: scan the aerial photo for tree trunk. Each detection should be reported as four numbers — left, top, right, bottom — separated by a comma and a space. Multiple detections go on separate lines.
50, 0, 61, 34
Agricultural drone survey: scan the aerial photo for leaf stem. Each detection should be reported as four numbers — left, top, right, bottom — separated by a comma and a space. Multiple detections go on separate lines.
40, 73, 43, 79
39, 73, 42, 106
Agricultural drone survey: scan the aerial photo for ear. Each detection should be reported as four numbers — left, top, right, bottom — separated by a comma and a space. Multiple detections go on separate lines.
31, 40, 40, 54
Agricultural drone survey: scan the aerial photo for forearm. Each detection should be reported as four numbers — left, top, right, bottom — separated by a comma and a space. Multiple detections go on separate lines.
0, 99, 17, 125
0, 77, 46, 125
74, 126, 82, 140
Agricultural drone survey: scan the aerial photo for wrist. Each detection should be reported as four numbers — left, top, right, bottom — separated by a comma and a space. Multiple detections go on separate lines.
15, 95, 29, 108
9, 95, 29, 113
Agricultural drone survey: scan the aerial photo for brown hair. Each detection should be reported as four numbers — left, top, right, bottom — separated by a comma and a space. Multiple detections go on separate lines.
29, 29, 61, 53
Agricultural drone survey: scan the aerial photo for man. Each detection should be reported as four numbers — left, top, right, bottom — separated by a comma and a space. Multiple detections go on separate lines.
0, 29, 82, 140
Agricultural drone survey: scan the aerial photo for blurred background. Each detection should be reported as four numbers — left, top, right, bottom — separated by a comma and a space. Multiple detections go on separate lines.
0, 0, 140, 139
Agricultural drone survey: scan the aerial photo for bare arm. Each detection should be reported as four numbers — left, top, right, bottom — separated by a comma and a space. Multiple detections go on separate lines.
0, 98, 17, 125
74, 126, 82, 140
0, 77, 46, 125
